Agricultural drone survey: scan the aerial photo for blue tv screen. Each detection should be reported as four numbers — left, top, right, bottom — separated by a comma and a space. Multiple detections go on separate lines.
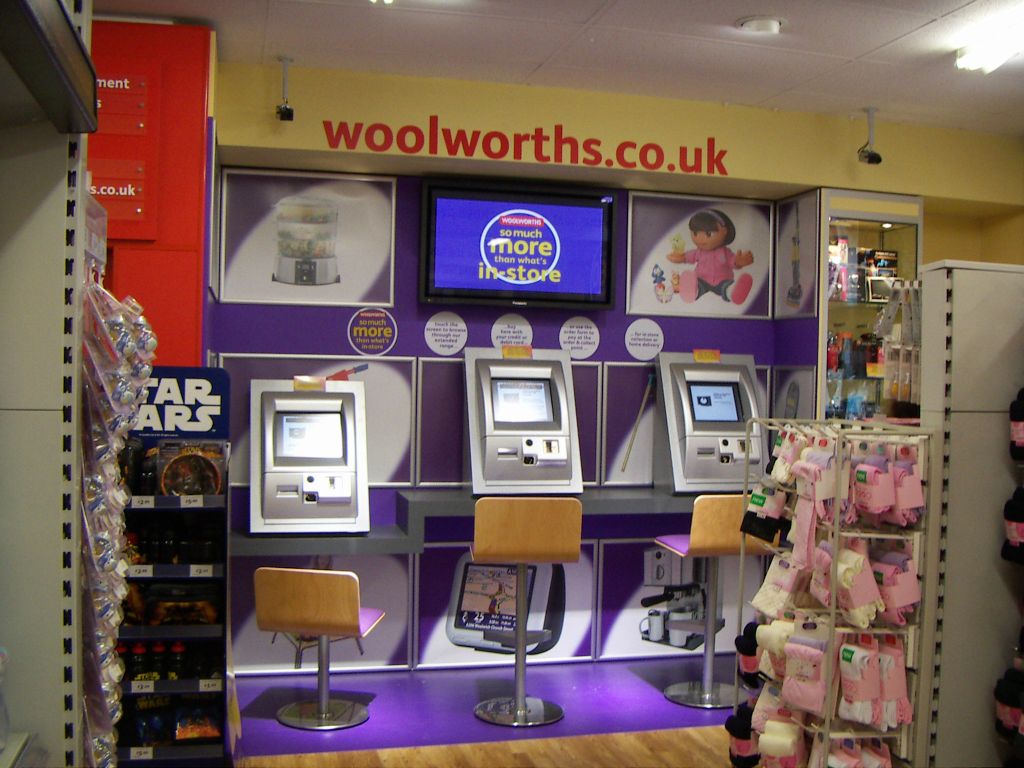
420, 179, 615, 308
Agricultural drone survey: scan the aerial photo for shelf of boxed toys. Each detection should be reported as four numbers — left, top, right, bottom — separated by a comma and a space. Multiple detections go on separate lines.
117, 476, 229, 764
732, 418, 934, 766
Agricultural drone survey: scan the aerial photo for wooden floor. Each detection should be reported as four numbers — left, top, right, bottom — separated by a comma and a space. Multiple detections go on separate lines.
235, 725, 731, 767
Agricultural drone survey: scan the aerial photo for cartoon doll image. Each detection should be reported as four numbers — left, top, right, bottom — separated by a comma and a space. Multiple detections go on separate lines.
651, 263, 673, 303
666, 208, 754, 304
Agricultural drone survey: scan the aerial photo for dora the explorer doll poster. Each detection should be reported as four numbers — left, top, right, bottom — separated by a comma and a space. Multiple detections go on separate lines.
628, 192, 772, 318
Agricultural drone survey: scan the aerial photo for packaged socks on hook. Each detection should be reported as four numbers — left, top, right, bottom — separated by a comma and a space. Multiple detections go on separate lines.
1002, 488, 1024, 565
725, 703, 760, 768
1011, 389, 1024, 462
735, 621, 762, 688
995, 668, 1024, 739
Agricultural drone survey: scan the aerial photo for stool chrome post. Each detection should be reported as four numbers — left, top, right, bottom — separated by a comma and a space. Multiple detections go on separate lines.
663, 557, 739, 708
514, 562, 529, 723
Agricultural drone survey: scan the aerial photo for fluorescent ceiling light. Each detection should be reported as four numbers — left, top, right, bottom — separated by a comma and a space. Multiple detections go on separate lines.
954, 8, 1024, 73
956, 45, 1020, 73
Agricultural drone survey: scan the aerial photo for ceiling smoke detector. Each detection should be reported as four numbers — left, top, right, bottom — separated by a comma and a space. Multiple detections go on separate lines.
736, 16, 783, 34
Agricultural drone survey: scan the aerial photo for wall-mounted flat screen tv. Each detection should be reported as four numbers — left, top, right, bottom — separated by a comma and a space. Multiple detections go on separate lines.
420, 178, 616, 309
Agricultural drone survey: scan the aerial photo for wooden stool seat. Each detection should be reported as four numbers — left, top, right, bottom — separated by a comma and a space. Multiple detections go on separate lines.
254, 567, 384, 731
471, 496, 582, 727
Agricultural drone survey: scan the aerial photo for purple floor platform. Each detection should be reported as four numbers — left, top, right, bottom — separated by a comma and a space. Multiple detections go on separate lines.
232, 655, 735, 760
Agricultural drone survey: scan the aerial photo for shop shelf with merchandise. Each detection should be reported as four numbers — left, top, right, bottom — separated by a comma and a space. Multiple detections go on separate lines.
732, 417, 936, 766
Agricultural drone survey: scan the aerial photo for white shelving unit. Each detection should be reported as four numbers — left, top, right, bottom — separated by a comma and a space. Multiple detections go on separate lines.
0, 3, 97, 763
920, 260, 1024, 766
738, 417, 938, 765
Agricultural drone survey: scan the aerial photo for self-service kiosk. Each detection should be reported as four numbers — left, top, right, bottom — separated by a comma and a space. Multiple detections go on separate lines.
653, 353, 765, 493
249, 379, 370, 534
464, 347, 582, 495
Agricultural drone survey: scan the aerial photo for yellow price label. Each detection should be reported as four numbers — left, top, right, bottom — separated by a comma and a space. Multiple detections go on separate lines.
501, 345, 534, 359
292, 375, 327, 391
692, 349, 721, 363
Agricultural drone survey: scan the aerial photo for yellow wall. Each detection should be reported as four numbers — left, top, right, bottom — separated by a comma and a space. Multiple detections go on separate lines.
215, 62, 1024, 213
923, 210, 1024, 265
213, 62, 1024, 264
981, 212, 1024, 264
924, 212, 983, 263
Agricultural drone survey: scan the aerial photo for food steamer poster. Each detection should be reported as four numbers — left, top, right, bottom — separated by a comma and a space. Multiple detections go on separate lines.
627, 192, 772, 318
218, 168, 395, 306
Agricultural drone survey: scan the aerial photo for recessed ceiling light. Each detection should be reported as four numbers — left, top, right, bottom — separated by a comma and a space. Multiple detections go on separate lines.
736, 16, 783, 34
881, 223, 893, 229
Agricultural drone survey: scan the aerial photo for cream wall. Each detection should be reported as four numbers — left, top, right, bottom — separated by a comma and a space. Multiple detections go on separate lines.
924, 211, 1024, 265
924, 212, 983, 263
213, 62, 1024, 261
981, 212, 1024, 264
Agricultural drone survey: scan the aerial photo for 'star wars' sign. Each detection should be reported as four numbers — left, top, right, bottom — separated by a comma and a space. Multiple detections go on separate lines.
133, 366, 230, 442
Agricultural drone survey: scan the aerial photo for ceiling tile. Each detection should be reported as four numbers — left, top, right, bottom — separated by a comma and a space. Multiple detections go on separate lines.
90, 0, 1024, 136
594, 0, 936, 58
264, 0, 581, 68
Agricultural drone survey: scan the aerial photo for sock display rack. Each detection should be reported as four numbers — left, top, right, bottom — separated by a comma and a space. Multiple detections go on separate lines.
994, 392, 1024, 764
729, 418, 936, 768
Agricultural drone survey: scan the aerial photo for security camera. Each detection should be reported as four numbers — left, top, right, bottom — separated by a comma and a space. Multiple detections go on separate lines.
857, 107, 882, 165
276, 56, 294, 121
858, 146, 882, 165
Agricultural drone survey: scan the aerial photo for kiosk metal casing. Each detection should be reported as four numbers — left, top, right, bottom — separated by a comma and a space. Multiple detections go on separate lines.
464, 347, 583, 495
653, 353, 764, 493
249, 379, 370, 533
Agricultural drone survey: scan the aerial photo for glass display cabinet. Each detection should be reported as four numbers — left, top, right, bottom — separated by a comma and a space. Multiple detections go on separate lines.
818, 190, 923, 420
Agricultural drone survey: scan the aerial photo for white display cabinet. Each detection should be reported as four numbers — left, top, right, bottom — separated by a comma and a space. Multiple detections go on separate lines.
818, 190, 923, 421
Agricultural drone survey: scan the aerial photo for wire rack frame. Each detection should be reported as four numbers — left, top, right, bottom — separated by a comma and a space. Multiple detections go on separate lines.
736, 417, 935, 762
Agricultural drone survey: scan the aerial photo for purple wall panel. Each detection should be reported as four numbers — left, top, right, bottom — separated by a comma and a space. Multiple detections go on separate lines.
599, 540, 652, 649
418, 360, 465, 483
604, 363, 656, 483
773, 317, 820, 367
208, 174, 819, 523
417, 544, 468, 660
210, 182, 793, 364
571, 363, 600, 483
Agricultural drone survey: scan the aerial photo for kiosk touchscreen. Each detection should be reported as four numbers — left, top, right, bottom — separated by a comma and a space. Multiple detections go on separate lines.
249, 379, 369, 534
464, 347, 582, 495
653, 353, 765, 493
445, 552, 565, 654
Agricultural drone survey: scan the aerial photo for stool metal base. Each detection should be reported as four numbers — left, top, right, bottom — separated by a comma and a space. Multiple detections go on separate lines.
276, 698, 369, 730
474, 696, 564, 727
663, 681, 739, 709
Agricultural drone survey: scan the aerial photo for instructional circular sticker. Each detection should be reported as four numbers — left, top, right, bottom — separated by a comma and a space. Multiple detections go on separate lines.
624, 318, 664, 361
490, 313, 533, 348
347, 307, 398, 356
559, 316, 600, 360
424, 311, 468, 356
